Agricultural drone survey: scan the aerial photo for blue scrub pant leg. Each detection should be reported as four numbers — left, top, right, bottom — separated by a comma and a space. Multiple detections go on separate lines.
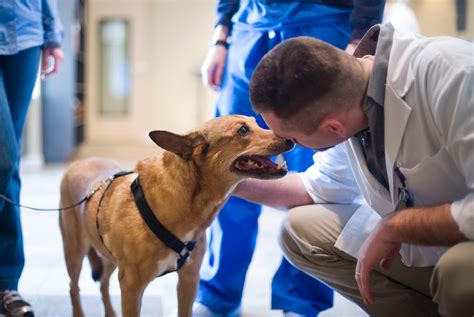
198, 139, 333, 316
198, 196, 262, 314
0, 47, 41, 291
270, 147, 333, 316
199, 21, 350, 314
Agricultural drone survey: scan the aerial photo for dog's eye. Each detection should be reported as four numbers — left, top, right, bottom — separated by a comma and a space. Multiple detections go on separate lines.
238, 125, 249, 136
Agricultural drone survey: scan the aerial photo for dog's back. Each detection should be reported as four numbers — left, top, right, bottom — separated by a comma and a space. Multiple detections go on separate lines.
60, 158, 122, 204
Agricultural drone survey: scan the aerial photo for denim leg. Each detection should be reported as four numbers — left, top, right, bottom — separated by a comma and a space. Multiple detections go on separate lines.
0, 47, 41, 290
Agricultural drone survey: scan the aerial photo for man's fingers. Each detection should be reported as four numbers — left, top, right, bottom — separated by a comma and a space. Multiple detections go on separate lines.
356, 260, 374, 306
214, 65, 224, 87
360, 266, 374, 305
206, 67, 214, 87
42, 49, 64, 77
380, 255, 395, 270
41, 51, 50, 75
209, 67, 221, 91
355, 261, 367, 305
380, 245, 399, 270
51, 54, 62, 74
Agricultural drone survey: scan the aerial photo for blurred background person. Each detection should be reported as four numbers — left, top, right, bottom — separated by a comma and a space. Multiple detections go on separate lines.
198, 0, 385, 316
0, 0, 63, 316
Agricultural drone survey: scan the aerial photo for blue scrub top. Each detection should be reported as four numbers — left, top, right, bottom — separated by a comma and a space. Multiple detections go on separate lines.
232, 0, 353, 31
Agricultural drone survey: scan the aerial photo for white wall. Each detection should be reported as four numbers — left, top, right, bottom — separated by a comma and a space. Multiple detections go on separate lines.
83, 0, 217, 158
411, 0, 473, 39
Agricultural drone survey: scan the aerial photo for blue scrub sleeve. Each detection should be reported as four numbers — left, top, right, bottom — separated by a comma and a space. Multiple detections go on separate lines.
41, 0, 64, 48
350, 0, 385, 41
215, 0, 239, 30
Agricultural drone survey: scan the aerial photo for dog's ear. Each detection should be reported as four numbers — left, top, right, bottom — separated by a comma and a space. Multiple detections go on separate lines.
190, 132, 209, 157
149, 131, 207, 160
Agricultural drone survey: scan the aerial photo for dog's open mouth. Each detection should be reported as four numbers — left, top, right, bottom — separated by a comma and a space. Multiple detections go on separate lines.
232, 156, 288, 179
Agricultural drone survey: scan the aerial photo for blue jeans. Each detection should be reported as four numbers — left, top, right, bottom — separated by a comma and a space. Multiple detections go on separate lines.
198, 20, 350, 316
0, 46, 41, 290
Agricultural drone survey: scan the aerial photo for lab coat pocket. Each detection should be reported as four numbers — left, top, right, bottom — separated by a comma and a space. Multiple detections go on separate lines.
398, 148, 468, 206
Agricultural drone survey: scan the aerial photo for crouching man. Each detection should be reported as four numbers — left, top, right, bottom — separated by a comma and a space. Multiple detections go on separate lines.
234, 24, 474, 316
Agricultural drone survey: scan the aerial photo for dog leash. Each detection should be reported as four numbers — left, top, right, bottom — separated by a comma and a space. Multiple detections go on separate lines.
0, 193, 89, 212
1, 170, 197, 274
0, 171, 134, 212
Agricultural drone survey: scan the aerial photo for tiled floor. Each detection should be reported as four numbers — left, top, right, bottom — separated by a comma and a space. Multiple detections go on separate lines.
17, 161, 367, 316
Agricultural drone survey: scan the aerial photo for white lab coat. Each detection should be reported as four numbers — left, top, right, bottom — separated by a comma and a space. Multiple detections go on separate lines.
300, 25, 474, 267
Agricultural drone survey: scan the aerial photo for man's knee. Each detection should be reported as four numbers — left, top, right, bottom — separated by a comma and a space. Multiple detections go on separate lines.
278, 208, 301, 262
431, 241, 474, 316
278, 204, 354, 265
279, 206, 323, 255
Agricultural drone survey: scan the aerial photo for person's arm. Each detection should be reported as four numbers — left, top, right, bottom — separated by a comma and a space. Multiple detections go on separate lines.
201, 0, 239, 89
346, 0, 386, 54
235, 144, 363, 210
384, 204, 467, 245
201, 25, 230, 90
233, 174, 313, 210
41, 0, 64, 76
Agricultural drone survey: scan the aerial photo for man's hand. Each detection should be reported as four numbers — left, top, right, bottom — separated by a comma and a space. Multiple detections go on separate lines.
355, 218, 401, 306
41, 48, 64, 78
355, 203, 466, 306
201, 45, 227, 91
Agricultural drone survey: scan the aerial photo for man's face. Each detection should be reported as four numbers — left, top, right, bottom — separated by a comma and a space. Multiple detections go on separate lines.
261, 110, 345, 151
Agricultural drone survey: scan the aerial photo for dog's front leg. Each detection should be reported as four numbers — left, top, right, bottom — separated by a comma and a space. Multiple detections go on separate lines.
177, 234, 206, 317
118, 266, 148, 317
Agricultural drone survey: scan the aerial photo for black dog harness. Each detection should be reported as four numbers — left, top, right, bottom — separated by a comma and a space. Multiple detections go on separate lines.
94, 171, 196, 276
130, 177, 196, 276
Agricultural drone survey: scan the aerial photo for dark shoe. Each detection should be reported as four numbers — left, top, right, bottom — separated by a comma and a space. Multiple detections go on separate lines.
0, 290, 34, 317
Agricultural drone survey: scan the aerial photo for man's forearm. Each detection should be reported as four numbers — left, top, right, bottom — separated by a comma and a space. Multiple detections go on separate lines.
211, 24, 229, 42
233, 173, 313, 210
383, 203, 467, 245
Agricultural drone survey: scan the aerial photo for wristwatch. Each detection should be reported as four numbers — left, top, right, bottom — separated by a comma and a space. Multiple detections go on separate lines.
209, 38, 231, 49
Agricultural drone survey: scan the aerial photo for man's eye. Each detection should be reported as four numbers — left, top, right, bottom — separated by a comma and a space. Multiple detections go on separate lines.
238, 125, 249, 136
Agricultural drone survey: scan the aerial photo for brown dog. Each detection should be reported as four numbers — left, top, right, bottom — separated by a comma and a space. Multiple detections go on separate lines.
59, 115, 293, 317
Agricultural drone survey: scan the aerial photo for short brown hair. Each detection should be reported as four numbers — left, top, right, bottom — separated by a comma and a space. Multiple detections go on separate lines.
250, 37, 358, 126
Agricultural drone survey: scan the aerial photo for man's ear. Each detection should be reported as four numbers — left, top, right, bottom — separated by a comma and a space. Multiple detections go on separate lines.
148, 131, 207, 160
320, 118, 347, 139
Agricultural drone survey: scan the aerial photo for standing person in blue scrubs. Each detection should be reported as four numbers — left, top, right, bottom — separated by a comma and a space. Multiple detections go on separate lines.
198, 1, 385, 316
0, 1, 63, 316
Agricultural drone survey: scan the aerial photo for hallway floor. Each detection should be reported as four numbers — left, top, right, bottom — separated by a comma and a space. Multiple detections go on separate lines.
17, 162, 367, 316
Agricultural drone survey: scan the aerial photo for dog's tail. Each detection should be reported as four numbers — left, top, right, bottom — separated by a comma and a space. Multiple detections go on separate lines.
87, 248, 103, 282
